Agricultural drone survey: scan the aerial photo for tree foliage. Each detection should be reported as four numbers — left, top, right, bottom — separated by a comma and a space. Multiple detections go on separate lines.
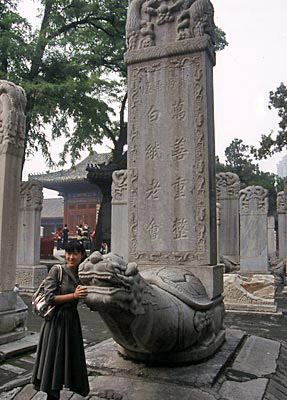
252, 83, 287, 159
0, 0, 228, 170
216, 139, 284, 215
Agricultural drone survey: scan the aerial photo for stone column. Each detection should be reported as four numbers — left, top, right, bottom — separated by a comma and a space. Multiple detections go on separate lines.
0, 80, 27, 344
126, 0, 222, 301
277, 191, 286, 260
111, 170, 128, 262
216, 172, 240, 263
16, 180, 47, 293
267, 216, 276, 264
216, 202, 221, 264
239, 186, 269, 273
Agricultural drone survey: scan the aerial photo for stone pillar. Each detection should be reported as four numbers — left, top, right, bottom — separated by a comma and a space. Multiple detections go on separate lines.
216, 172, 240, 263
277, 191, 286, 260
216, 202, 221, 264
126, 1, 222, 301
267, 216, 276, 264
16, 180, 47, 293
0, 80, 28, 344
239, 186, 269, 273
111, 170, 128, 262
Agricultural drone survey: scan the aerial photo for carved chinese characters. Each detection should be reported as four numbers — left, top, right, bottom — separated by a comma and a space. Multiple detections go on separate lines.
239, 186, 269, 273
127, 46, 217, 267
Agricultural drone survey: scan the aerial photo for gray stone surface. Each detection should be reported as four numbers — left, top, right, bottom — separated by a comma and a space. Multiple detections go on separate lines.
0, 331, 38, 361
89, 375, 217, 400
216, 172, 240, 263
111, 170, 128, 262
267, 216, 276, 262
219, 378, 268, 400
277, 191, 286, 260
239, 186, 269, 273
0, 80, 28, 345
85, 329, 244, 388
232, 335, 280, 377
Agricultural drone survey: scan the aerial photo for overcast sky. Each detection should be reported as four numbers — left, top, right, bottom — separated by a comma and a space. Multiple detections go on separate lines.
19, 0, 287, 197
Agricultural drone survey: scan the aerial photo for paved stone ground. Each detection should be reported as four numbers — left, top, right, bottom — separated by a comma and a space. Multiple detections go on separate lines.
0, 289, 287, 399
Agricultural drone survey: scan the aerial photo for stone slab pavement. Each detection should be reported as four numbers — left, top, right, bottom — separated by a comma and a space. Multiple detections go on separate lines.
1, 292, 287, 399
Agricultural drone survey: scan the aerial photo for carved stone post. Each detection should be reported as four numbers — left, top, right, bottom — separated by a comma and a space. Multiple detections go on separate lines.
126, 1, 222, 300
239, 186, 269, 273
216, 202, 221, 264
267, 216, 276, 264
277, 191, 286, 260
111, 170, 128, 261
16, 180, 47, 293
216, 172, 240, 263
0, 80, 27, 344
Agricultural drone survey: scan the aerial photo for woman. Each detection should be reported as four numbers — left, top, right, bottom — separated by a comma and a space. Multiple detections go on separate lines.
31, 240, 90, 400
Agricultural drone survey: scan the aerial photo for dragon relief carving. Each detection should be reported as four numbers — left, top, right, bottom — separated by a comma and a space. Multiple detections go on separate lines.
126, 0, 215, 51
79, 251, 225, 363
19, 180, 43, 211
216, 172, 240, 199
239, 186, 268, 215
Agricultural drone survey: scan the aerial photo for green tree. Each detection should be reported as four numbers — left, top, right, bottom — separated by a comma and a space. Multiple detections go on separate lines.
252, 83, 287, 159
0, 0, 228, 171
216, 139, 284, 215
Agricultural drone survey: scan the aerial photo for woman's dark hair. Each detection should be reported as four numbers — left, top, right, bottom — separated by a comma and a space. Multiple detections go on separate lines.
65, 240, 86, 261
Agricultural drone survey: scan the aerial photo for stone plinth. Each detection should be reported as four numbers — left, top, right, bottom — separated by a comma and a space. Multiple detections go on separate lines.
216, 172, 240, 263
224, 274, 277, 313
0, 80, 28, 344
111, 170, 128, 262
239, 186, 268, 273
277, 191, 286, 260
16, 180, 47, 293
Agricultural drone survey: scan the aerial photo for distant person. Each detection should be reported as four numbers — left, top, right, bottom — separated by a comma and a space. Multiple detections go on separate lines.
62, 224, 69, 249
100, 242, 108, 255
55, 229, 62, 250
77, 224, 83, 241
31, 240, 89, 400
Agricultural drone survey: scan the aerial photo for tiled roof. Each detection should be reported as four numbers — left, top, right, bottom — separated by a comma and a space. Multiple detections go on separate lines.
42, 198, 64, 218
29, 152, 111, 183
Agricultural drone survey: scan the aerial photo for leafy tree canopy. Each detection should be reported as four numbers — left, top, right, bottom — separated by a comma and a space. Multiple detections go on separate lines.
216, 138, 284, 215
0, 0, 228, 169
251, 83, 287, 160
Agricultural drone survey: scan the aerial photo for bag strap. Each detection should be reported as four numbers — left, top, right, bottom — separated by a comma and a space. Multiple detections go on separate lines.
54, 264, 63, 288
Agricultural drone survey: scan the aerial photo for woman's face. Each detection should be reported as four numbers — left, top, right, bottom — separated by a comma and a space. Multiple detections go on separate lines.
65, 251, 83, 269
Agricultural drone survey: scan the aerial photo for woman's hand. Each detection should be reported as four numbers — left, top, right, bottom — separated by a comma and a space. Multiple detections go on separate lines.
74, 285, 88, 299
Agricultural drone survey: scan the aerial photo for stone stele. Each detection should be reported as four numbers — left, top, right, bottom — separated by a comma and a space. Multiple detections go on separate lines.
16, 180, 47, 293
80, 0, 225, 364
0, 80, 28, 345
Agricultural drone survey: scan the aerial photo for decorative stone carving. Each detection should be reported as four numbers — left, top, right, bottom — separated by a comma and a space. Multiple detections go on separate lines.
0, 80, 26, 155
19, 180, 43, 211
112, 170, 128, 202
79, 252, 225, 363
0, 80, 27, 344
216, 172, 240, 200
224, 274, 277, 313
277, 191, 286, 213
126, 0, 215, 51
239, 186, 268, 215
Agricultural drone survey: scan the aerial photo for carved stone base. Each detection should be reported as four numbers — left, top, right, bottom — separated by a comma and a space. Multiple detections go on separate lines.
16, 265, 48, 293
118, 329, 225, 364
224, 274, 277, 313
0, 292, 28, 345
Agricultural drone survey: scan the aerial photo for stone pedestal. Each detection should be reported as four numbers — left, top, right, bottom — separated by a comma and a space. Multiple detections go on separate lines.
0, 80, 28, 344
216, 172, 240, 263
277, 191, 286, 260
111, 170, 128, 262
239, 186, 268, 273
16, 180, 47, 293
